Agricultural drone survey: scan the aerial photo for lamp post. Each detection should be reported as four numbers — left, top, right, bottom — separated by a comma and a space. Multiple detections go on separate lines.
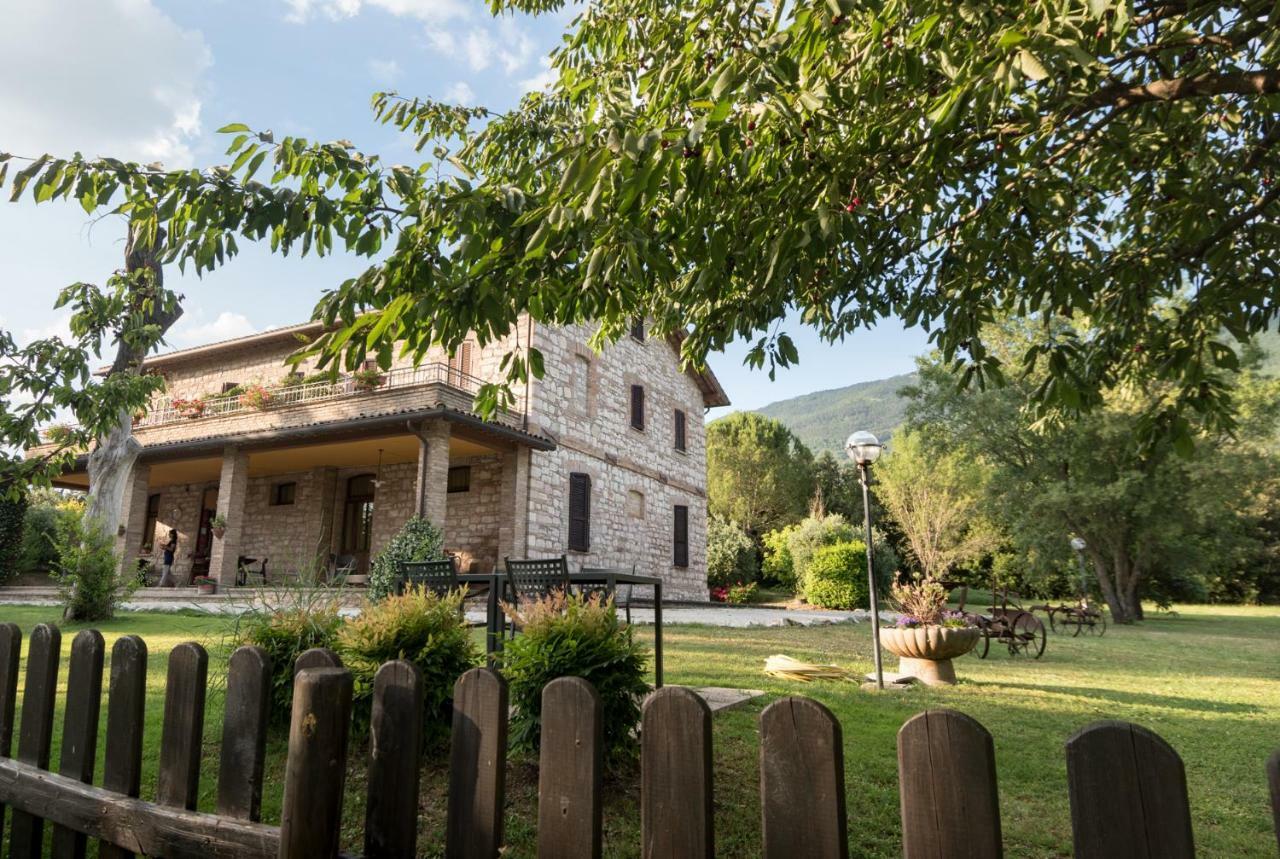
846, 430, 885, 691
1070, 536, 1089, 603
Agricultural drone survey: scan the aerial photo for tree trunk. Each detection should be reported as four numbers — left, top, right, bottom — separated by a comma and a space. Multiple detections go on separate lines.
1088, 550, 1128, 622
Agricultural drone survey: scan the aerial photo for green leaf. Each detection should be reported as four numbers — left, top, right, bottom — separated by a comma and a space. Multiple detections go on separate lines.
216, 122, 251, 134
1015, 49, 1049, 81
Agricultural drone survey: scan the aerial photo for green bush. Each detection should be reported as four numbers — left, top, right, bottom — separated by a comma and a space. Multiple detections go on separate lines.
707, 514, 758, 587
0, 493, 26, 583
52, 512, 135, 621
761, 525, 797, 589
501, 592, 649, 766
233, 592, 343, 725
337, 587, 479, 747
20, 491, 83, 576
804, 541, 870, 610
368, 516, 445, 601
787, 514, 856, 594
726, 581, 759, 604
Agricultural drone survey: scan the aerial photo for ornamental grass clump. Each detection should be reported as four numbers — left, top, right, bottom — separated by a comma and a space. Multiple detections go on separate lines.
338, 586, 479, 747
233, 590, 343, 726
889, 575, 972, 628
501, 591, 649, 766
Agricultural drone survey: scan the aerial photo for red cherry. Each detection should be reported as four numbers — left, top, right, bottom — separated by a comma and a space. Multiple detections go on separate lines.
745, 138, 754, 147
845, 203, 856, 212
832, 14, 844, 25
661, 140, 671, 150
747, 120, 757, 131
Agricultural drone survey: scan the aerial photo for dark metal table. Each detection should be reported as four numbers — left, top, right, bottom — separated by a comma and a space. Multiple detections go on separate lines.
458, 571, 664, 687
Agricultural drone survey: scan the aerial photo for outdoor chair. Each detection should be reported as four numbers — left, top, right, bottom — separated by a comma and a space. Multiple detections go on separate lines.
579, 565, 638, 624
235, 556, 268, 587
396, 558, 460, 597
503, 555, 572, 638
330, 554, 358, 586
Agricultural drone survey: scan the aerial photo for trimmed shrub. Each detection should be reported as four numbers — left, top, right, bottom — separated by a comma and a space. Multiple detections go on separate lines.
337, 587, 479, 747
501, 592, 649, 766
707, 514, 758, 588
787, 514, 856, 594
804, 541, 870, 610
761, 525, 797, 589
369, 516, 445, 601
233, 592, 343, 725
52, 512, 135, 621
18, 492, 78, 576
0, 493, 26, 583
726, 581, 759, 604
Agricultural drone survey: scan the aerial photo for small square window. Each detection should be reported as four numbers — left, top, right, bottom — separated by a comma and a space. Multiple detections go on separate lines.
626, 490, 645, 519
221, 381, 240, 394
448, 466, 471, 493
630, 318, 645, 342
270, 482, 297, 506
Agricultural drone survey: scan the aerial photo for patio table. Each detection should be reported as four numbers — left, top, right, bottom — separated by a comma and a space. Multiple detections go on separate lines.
457, 570, 664, 688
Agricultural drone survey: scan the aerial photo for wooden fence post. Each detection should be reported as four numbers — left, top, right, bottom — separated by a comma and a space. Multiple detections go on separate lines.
157, 642, 209, 811
99, 635, 147, 859
279, 667, 353, 859
10, 622, 62, 858
641, 687, 713, 859
51, 629, 106, 859
537, 676, 602, 859
0, 622, 22, 847
761, 696, 847, 859
365, 660, 423, 859
446, 667, 509, 859
1066, 720, 1195, 858
897, 709, 1002, 859
217, 646, 271, 821
294, 647, 343, 675
1268, 749, 1280, 854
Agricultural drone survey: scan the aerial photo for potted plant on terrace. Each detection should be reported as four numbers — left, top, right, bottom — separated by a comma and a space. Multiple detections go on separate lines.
352, 368, 386, 391
171, 397, 206, 418
878, 575, 979, 685
238, 384, 273, 410
210, 513, 227, 540
193, 576, 218, 595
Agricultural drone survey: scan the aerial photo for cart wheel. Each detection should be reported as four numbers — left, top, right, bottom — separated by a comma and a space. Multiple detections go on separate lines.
1011, 612, 1047, 658
1070, 611, 1085, 637
1048, 608, 1061, 634
1093, 612, 1107, 637
975, 627, 991, 659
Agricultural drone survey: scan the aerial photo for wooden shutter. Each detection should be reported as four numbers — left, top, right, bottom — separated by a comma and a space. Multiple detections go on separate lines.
448, 341, 473, 387
673, 505, 689, 568
569, 473, 591, 552
674, 409, 687, 452
631, 318, 645, 341
630, 385, 645, 430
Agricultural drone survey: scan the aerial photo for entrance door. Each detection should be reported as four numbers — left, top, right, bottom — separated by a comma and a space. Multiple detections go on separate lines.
340, 474, 376, 573
192, 486, 219, 576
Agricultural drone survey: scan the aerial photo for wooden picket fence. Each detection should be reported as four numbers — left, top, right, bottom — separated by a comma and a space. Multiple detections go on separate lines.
0, 622, 1274, 858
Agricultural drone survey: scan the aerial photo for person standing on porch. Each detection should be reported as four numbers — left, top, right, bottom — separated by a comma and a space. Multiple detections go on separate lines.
158, 529, 179, 587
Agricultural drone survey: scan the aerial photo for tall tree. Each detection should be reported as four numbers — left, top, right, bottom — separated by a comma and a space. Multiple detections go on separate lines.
707, 412, 814, 534
4, 0, 1278, 448
810, 449, 863, 522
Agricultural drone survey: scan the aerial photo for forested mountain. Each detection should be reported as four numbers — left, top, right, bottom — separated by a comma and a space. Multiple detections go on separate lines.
754, 372, 916, 456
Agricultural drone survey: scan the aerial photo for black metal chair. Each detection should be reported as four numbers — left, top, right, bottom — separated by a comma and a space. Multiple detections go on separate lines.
503, 555, 572, 638
235, 556, 268, 587
396, 558, 460, 596
579, 565, 637, 624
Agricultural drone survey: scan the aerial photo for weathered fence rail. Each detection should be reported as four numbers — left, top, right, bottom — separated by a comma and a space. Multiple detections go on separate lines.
0, 622, 1273, 858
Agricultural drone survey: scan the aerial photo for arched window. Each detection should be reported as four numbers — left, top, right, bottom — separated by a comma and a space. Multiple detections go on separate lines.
341, 473, 377, 556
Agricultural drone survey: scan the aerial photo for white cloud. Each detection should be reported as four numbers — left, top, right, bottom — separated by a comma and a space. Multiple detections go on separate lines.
368, 58, 403, 85
168, 311, 260, 348
285, 0, 469, 24
519, 58, 557, 93
442, 82, 477, 104
19, 312, 74, 347
425, 19, 535, 74
0, 0, 212, 168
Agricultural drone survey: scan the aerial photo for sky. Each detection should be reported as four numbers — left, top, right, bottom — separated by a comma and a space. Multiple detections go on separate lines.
0, 0, 930, 418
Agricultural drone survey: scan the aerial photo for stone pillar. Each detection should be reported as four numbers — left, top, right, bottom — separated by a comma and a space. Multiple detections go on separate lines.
310, 467, 339, 574
413, 421, 452, 532
209, 446, 249, 586
497, 447, 530, 562
116, 463, 151, 578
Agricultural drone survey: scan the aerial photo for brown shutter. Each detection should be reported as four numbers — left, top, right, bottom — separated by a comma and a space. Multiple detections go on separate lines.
630, 385, 645, 430
673, 505, 689, 567
569, 473, 591, 552
674, 409, 686, 452
631, 318, 645, 341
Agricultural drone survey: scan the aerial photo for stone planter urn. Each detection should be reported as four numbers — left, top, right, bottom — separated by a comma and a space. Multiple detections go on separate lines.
878, 626, 981, 686
212, 526, 226, 540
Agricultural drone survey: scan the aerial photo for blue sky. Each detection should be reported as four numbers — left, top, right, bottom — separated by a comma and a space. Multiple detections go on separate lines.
0, 0, 930, 417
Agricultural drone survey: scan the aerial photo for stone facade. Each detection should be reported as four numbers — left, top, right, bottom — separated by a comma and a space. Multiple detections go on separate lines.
105, 317, 721, 598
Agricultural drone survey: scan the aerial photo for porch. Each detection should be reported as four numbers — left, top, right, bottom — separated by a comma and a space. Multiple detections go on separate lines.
59, 410, 554, 587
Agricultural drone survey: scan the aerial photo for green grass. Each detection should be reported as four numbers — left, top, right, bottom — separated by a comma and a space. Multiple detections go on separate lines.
0, 603, 1275, 857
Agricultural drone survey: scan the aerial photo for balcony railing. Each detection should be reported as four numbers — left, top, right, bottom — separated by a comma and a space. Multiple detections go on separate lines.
134, 362, 502, 429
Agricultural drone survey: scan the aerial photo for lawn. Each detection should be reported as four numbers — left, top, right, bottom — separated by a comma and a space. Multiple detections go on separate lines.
0, 603, 1275, 857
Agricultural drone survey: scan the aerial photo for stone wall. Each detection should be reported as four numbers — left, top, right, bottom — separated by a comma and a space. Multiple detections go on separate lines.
525, 323, 711, 600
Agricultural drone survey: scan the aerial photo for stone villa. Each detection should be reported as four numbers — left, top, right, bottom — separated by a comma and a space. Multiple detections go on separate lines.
42, 317, 727, 600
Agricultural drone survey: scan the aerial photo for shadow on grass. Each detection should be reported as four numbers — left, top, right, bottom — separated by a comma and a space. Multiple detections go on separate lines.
967, 680, 1263, 714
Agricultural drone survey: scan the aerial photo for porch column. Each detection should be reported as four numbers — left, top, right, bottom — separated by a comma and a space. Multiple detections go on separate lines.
311, 467, 338, 572
497, 447, 530, 561
209, 446, 249, 586
413, 421, 451, 531
116, 463, 151, 578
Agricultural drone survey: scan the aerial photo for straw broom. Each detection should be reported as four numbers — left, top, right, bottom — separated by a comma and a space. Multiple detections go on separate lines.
763, 654, 857, 683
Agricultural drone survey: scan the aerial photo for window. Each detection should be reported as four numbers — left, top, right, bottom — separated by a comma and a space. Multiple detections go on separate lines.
630, 318, 645, 342
674, 409, 687, 452
630, 384, 645, 431
448, 465, 472, 493
447, 341, 474, 387
341, 474, 377, 556
221, 381, 240, 394
270, 482, 297, 506
572, 354, 591, 414
673, 505, 689, 568
568, 472, 591, 552
141, 494, 161, 551
626, 490, 645, 519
